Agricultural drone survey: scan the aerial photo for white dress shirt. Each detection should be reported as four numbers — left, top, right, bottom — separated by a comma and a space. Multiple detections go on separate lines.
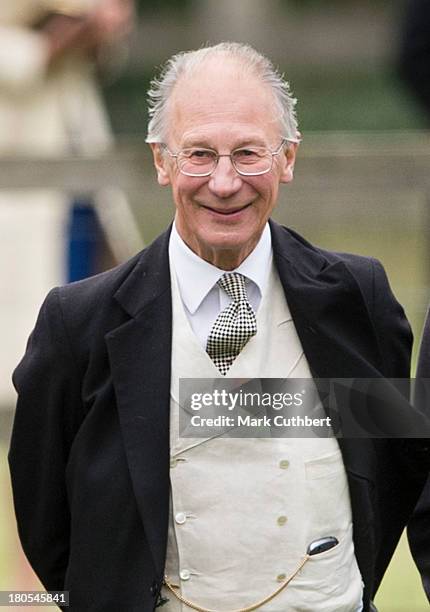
168, 220, 272, 347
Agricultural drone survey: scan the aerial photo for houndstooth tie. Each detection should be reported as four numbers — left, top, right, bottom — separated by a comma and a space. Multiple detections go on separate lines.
206, 273, 257, 375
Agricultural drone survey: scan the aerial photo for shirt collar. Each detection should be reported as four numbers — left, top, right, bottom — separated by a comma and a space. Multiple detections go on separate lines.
169, 221, 272, 314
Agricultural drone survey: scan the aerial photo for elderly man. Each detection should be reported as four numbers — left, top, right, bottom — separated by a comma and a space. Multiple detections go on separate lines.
9, 43, 429, 611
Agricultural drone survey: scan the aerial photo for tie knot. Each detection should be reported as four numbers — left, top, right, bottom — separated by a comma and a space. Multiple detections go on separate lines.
217, 273, 248, 302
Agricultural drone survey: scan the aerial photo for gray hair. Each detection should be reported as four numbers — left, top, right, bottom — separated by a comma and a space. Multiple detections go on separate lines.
145, 42, 299, 144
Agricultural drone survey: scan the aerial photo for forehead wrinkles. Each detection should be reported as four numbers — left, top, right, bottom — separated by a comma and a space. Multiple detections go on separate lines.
165, 61, 280, 143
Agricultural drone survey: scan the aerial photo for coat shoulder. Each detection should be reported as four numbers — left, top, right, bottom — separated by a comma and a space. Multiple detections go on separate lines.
53, 227, 171, 320
271, 221, 379, 282
57, 250, 142, 308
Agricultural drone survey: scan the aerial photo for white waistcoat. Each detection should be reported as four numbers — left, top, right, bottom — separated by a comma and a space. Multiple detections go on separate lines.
162, 262, 363, 611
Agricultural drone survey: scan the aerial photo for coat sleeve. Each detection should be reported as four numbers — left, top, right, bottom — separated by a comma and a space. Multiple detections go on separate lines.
0, 0, 97, 91
369, 257, 412, 378
8, 287, 84, 592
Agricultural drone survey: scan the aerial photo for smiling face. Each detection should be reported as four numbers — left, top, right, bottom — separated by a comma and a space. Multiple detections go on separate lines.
151, 58, 298, 270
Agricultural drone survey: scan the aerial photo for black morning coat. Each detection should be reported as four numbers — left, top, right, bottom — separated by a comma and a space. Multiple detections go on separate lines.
9, 220, 430, 611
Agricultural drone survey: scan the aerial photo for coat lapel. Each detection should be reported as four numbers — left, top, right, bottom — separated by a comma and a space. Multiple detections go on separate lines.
105, 228, 172, 578
270, 220, 384, 380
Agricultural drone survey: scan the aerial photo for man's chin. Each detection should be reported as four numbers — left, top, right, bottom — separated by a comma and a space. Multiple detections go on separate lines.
194, 233, 258, 269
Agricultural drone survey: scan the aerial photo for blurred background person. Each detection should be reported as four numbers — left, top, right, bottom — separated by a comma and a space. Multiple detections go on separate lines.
399, 2, 430, 600
398, 0, 430, 124
0, 0, 133, 407
411, 309, 430, 601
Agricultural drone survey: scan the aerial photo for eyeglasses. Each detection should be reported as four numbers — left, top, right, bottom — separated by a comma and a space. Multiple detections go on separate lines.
161, 140, 289, 177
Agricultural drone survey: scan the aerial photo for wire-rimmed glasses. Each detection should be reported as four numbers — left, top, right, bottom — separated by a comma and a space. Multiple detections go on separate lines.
161, 139, 290, 177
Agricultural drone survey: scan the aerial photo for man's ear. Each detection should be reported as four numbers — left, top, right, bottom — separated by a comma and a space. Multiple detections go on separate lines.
150, 143, 171, 186
279, 140, 299, 184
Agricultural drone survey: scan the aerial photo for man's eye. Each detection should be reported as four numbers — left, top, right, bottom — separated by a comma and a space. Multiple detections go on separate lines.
239, 149, 256, 156
189, 150, 214, 159
233, 149, 262, 163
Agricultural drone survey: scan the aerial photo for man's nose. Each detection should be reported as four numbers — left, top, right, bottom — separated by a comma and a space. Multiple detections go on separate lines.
207, 155, 243, 198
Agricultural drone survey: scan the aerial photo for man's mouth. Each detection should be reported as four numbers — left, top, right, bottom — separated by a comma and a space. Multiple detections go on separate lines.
202, 203, 252, 216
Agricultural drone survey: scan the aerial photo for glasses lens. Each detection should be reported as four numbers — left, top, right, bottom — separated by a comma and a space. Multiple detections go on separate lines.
178, 148, 217, 176
232, 147, 272, 175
